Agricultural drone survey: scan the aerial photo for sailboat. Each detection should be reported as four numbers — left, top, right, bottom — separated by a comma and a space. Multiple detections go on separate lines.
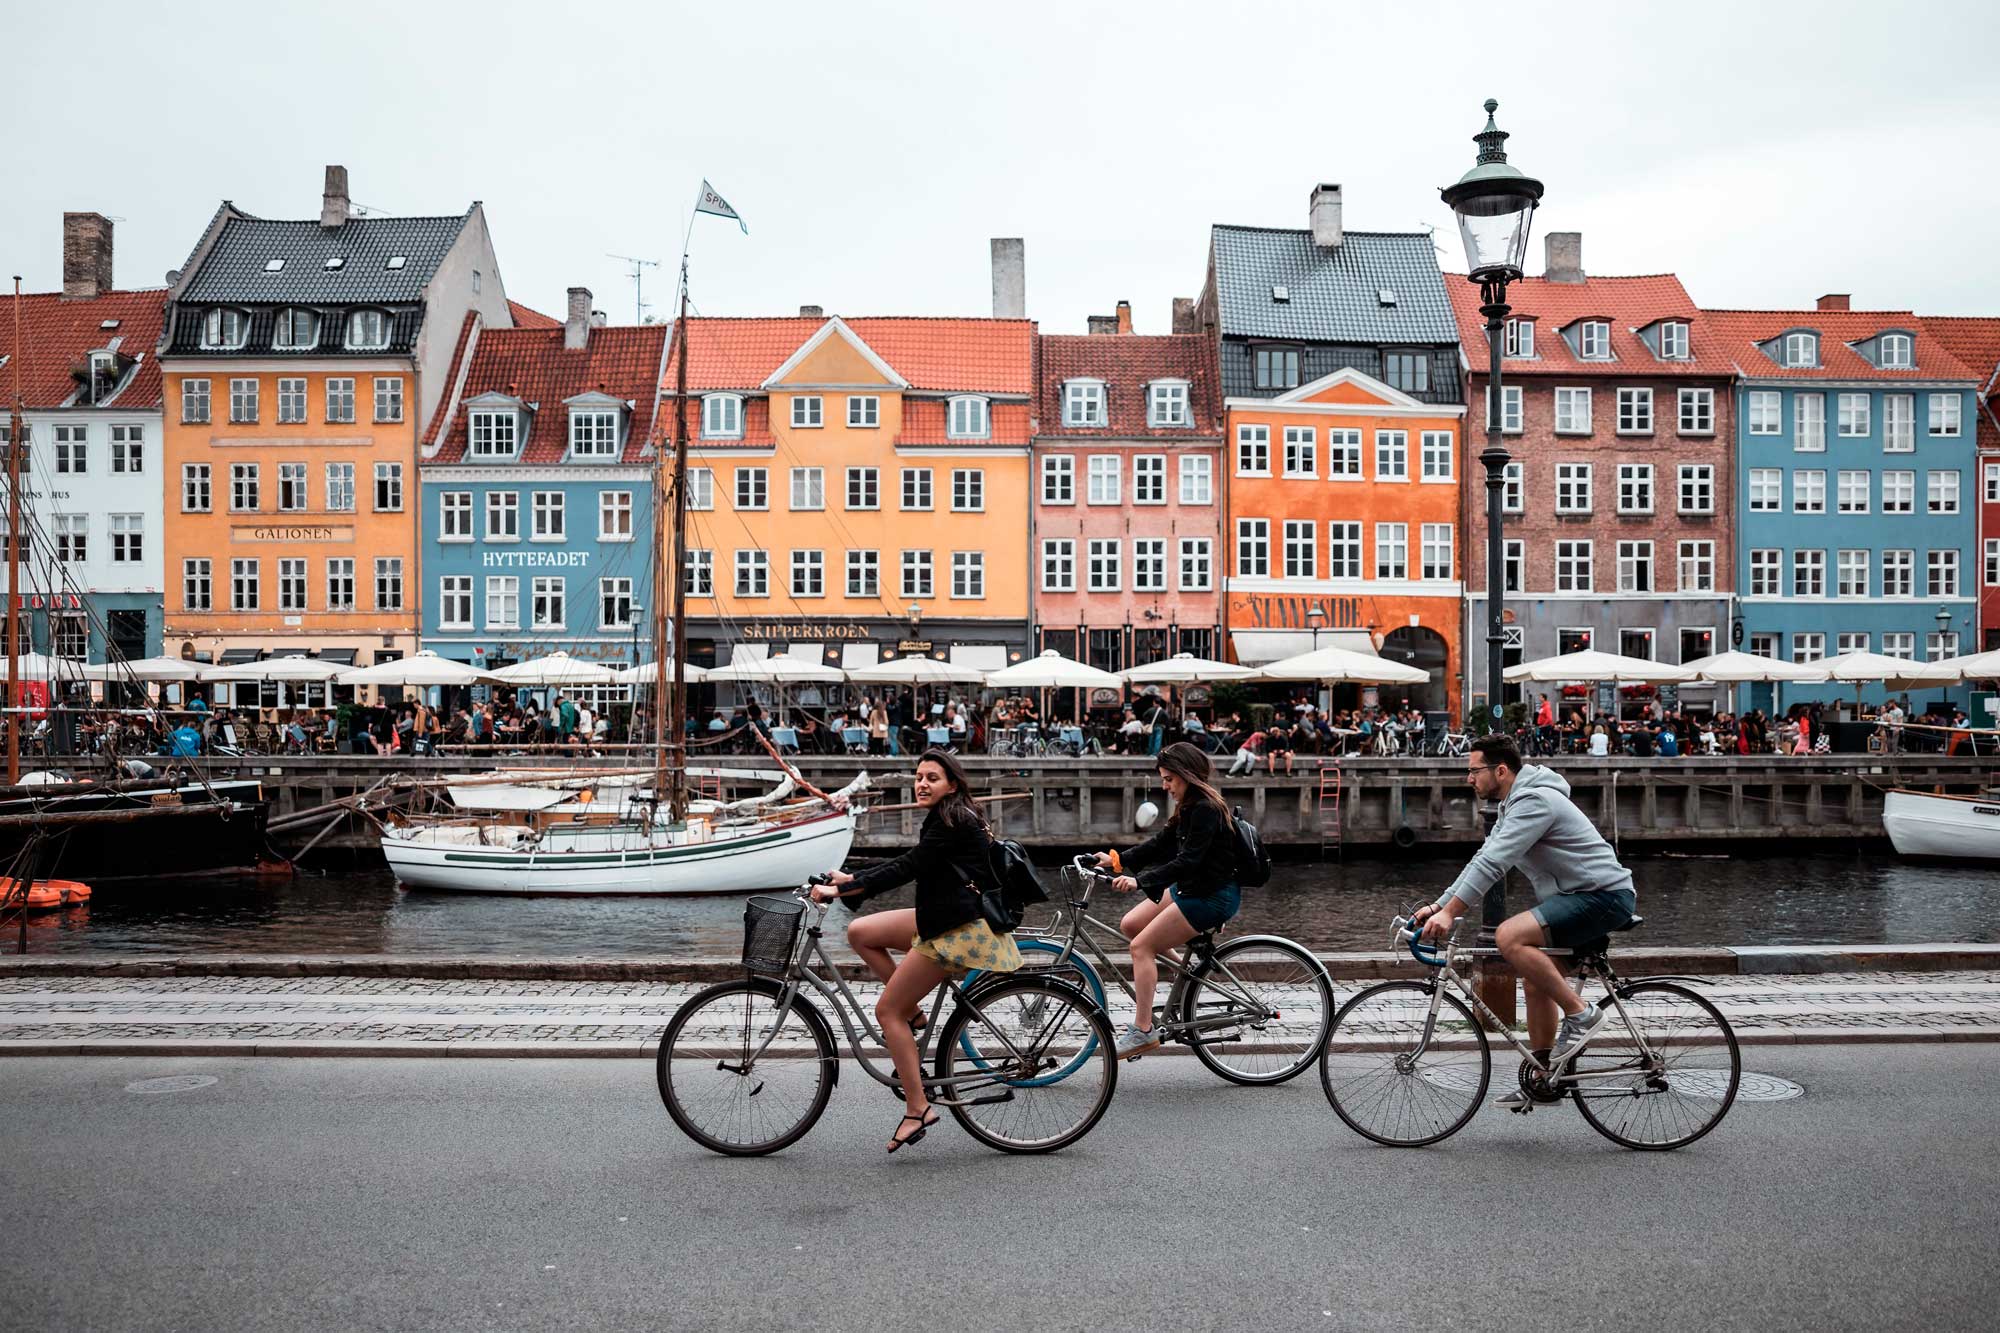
379, 228, 862, 895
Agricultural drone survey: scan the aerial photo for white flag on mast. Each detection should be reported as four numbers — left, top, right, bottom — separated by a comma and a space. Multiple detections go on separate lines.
695, 180, 748, 234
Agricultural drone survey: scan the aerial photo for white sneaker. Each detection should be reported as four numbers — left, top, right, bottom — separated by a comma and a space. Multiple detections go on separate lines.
1112, 1025, 1161, 1059
1552, 1003, 1604, 1062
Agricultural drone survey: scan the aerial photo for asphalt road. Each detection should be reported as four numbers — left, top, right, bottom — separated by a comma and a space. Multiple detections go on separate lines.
3, 1046, 1995, 1332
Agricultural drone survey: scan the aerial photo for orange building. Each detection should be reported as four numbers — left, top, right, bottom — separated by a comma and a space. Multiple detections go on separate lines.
1224, 368, 1466, 715
661, 315, 1035, 678
159, 167, 511, 692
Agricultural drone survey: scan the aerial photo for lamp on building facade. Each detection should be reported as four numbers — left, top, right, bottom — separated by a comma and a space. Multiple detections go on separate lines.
1936, 604, 1954, 655
1442, 98, 1544, 722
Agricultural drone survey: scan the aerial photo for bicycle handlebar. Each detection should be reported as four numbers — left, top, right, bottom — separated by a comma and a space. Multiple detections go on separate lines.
1390, 913, 1450, 967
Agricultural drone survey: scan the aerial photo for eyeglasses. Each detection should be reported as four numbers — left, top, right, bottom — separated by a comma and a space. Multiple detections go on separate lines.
1465, 765, 1496, 776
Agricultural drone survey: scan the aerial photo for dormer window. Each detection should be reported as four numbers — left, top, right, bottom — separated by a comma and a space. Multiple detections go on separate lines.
345, 309, 391, 350
947, 396, 990, 439
1148, 381, 1189, 427
200, 308, 250, 350
1879, 333, 1914, 369
468, 410, 520, 458
1063, 381, 1106, 427
1658, 321, 1689, 360
263, 259, 285, 273
1784, 332, 1818, 367
1504, 319, 1535, 358
701, 393, 744, 439
385, 256, 406, 270
1578, 321, 1611, 359
569, 409, 620, 458
322, 257, 345, 271
272, 308, 320, 351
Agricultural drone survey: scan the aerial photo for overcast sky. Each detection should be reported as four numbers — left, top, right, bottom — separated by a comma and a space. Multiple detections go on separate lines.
7, 0, 1999, 334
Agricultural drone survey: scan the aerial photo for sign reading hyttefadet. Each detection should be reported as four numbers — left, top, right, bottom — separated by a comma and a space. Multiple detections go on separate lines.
481, 551, 591, 568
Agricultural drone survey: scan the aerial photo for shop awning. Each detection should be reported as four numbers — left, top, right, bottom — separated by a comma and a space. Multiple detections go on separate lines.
728, 643, 772, 666
841, 643, 880, 670
1230, 629, 1375, 666
218, 648, 261, 664
949, 644, 1007, 672
315, 648, 359, 665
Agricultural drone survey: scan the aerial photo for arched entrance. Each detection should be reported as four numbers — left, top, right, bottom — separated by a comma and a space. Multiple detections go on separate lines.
1381, 626, 1449, 716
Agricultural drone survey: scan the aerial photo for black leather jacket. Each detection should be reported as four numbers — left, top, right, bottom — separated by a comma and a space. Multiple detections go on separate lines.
1122, 800, 1235, 900
846, 808, 993, 939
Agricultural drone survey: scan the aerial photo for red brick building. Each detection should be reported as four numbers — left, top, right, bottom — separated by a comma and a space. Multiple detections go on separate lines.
1448, 234, 1736, 716
1919, 316, 2000, 651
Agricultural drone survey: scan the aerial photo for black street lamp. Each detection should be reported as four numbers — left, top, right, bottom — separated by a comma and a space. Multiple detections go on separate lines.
1443, 98, 1544, 726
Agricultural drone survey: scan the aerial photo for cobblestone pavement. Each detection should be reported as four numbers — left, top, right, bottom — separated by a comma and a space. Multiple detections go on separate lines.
0, 970, 1996, 1053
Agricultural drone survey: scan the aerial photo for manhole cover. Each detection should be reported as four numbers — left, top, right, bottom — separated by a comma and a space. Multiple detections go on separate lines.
125, 1075, 218, 1095
1418, 1066, 1802, 1101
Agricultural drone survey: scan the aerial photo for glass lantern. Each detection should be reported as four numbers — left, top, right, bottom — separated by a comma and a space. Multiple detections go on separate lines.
1441, 100, 1545, 283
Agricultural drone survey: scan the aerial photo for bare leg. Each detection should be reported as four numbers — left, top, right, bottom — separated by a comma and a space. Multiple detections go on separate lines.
1495, 910, 1583, 1052
847, 908, 917, 987
1129, 898, 1200, 1034
876, 951, 949, 1143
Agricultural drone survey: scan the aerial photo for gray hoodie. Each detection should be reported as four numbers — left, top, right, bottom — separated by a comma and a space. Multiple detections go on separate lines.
1433, 765, 1635, 911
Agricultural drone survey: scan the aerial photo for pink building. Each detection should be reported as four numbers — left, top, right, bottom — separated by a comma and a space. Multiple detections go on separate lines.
1032, 315, 1224, 671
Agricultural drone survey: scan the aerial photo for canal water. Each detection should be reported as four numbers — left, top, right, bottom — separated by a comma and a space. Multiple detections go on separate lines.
11, 851, 1996, 957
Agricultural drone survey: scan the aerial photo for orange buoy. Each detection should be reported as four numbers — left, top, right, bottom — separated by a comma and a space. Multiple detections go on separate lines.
3, 878, 93, 910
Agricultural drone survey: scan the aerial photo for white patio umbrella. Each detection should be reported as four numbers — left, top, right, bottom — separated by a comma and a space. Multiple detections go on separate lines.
1940, 648, 2000, 682
1682, 651, 1830, 684
1504, 650, 1696, 685
202, 655, 349, 683
1, 652, 88, 680
1816, 650, 1959, 691
846, 656, 989, 685
337, 651, 501, 688
984, 649, 1123, 690
489, 651, 625, 686
1119, 653, 1259, 685
615, 660, 709, 685
77, 656, 204, 682
1257, 645, 1430, 685
705, 655, 846, 684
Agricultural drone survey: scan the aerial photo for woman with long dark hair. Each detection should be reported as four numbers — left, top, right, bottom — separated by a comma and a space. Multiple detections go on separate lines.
1092, 741, 1241, 1059
813, 748, 1020, 1151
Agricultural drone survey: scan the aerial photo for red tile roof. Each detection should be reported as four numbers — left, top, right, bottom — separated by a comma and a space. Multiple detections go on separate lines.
1448, 274, 1732, 377
899, 399, 1033, 446
1921, 316, 2000, 450
658, 396, 778, 450
508, 300, 561, 329
1702, 308, 1978, 382
662, 317, 1035, 395
1035, 333, 1223, 440
0, 288, 167, 410
428, 322, 672, 464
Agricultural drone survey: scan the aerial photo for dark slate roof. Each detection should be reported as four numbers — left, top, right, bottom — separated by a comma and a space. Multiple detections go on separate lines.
178, 211, 471, 304
162, 304, 423, 357
1211, 226, 1459, 346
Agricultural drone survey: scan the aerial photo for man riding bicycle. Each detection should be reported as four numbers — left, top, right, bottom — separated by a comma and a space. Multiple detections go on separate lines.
1412, 735, 1637, 1110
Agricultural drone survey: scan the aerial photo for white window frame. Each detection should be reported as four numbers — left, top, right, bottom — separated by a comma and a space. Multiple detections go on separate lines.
182, 463, 211, 513
569, 409, 618, 458
1178, 538, 1213, 592
1235, 424, 1270, 476
1087, 538, 1122, 592
1554, 387, 1592, 434
1784, 331, 1818, 367
599, 577, 634, 632
1062, 381, 1106, 427
1617, 463, 1654, 515
230, 557, 259, 611
181, 378, 211, 424
1884, 394, 1916, 452
373, 461, 403, 513
901, 467, 932, 511
1880, 333, 1914, 369
530, 490, 565, 541
1556, 540, 1594, 593
1882, 632, 1916, 660
1882, 549, 1915, 598
1328, 522, 1362, 579
1133, 454, 1166, 505
1281, 521, 1315, 579
686, 467, 713, 511
1579, 321, 1611, 359
439, 576, 473, 630
1616, 387, 1654, 434
1486, 383, 1523, 433
734, 467, 768, 511
951, 469, 984, 512
1793, 469, 1826, 515
1282, 426, 1316, 478
1374, 430, 1409, 481
1327, 428, 1363, 480
845, 466, 879, 511
1420, 523, 1453, 581
947, 396, 990, 439
1133, 537, 1167, 592
1928, 549, 1960, 598
1616, 539, 1654, 593
950, 551, 984, 599
1929, 393, 1962, 437
1086, 455, 1122, 504
485, 490, 519, 541
1502, 461, 1524, 514
1147, 381, 1189, 428
1041, 538, 1076, 593
229, 377, 258, 424
1040, 455, 1073, 505
201, 308, 250, 351
1555, 462, 1592, 514
1374, 522, 1408, 580
1792, 632, 1826, 665
469, 410, 518, 458
530, 575, 564, 630
1179, 454, 1214, 504
374, 376, 403, 424
1748, 390, 1782, 435
277, 377, 307, 424
789, 466, 825, 511
374, 557, 404, 612
846, 549, 879, 598
684, 550, 714, 598
1677, 540, 1715, 592
277, 460, 308, 512
1836, 470, 1870, 515
1793, 549, 1825, 598
598, 490, 633, 541
1677, 387, 1714, 434
735, 549, 770, 598
1504, 319, 1534, 358
846, 395, 880, 428
1927, 470, 1960, 515
1658, 321, 1689, 360
790, 395, 823, 429
1882, 470, 1915, 514
790, 549, 825, 599
1677, 464, 1714, 515
325, 377, 356, 425
902, 549, 933, 599
1838, 392, 1871, 438
346, 309, 391, 350
1836, 548, 1870, 599
485, 576, 520, 630
1235, 519, 1269, 578
440, 491, 473, 542
1748, 549, 1782, 597
1420, 430, 1454, 482
1794, 392, 1826, 451
701, 394, 744, 439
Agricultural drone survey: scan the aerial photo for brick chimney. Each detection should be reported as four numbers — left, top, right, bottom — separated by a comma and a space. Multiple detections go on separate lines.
1086, 314, 1118, 335
319, 165, 350, 229
799, 304, 824, 318
1171, 297, 1195, 335
1309, 184, 1343, 250
1545, 232, 1584, 284
62, 212, 114, 300
990, 238, 1025, 319
1816, 293, 1851, 311
565, 287, 592, 350
1115, 300, 1132, 335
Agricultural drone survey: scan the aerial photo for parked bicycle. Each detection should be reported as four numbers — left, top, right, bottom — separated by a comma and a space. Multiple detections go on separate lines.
1319, 913, 1739, 1150
658, 878, 1119, 1156
961, 857, 1334, 1085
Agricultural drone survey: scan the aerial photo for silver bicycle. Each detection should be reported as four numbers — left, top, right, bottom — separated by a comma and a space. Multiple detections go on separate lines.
658, 880, 1118, 1156
1319, 914, 1740, 1151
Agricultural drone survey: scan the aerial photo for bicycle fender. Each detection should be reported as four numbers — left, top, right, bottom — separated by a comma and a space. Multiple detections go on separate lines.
959, 971, 1106, 1019
1206, 934, 1334, 982
1612, 975, 1717, 992
738, 976, 841, 1089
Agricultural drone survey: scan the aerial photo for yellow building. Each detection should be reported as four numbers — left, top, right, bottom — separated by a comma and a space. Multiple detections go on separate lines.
158, 166, 512, 695
661, 315, 1036, 679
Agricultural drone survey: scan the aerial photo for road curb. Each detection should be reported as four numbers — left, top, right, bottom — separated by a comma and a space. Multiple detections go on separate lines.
6, 944, 1999, 983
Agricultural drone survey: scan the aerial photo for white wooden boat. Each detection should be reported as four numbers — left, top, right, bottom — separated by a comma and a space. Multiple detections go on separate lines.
1883, 788, 2000, 861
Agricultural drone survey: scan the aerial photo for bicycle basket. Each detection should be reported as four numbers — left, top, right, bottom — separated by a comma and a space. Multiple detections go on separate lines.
742, 895, 806, 976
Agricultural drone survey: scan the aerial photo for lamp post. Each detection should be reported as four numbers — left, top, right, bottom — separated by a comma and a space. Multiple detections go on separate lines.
1443, 98, 1544, 728
1935, 604, 1953, 654
1306, 604, 1326, 713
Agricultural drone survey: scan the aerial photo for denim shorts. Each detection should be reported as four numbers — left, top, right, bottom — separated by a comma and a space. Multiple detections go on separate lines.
1531, 888, 1638, 949
1168, 882, 1242, 933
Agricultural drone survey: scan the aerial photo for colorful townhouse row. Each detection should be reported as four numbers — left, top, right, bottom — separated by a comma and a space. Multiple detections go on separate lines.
4, 168, 2000, 720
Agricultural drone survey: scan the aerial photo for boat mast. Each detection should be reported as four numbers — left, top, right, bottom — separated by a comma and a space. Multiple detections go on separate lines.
657, 260, 692, 823
6, 277, 21, 785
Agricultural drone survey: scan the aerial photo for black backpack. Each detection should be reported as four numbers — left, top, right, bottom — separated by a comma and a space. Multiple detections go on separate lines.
1231, 805, 1272, 888
975, 838, 1050, 933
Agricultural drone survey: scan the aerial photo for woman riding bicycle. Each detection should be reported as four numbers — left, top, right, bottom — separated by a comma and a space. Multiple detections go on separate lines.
812, 748, 1020, 1152
1091, 741, 1241, 1059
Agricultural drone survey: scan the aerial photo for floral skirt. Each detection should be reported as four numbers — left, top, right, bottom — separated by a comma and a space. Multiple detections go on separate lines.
911, 920, 1021, 977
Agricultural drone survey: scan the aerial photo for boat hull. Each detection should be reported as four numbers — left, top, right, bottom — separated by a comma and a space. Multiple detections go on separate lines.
382, 809, 857, 895
1883, 789, 2000, 861
0, 780, 271, 881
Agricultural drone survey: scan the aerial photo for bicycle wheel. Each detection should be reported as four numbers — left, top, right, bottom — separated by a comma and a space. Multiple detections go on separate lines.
1569, 982, 1740, 1151
1177, 936, 1333, 1086
657, 978, 836, 1157
960, 939, 1107, 1085
933, 974, 1117, 1154
1319, 981, 1488, 1147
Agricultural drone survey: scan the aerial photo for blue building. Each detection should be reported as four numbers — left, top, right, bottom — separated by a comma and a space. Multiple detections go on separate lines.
1711, 301, 1981, 710
419, 291, 669, 701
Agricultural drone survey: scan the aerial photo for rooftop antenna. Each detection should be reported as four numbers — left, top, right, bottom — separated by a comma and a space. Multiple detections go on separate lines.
608, 253, 660, 324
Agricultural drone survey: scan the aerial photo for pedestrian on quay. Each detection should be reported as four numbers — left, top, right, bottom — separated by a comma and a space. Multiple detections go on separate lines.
1226, 716, 1264, 776
811, 749, 1019, 1153
1091, 742, 1243, 1059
